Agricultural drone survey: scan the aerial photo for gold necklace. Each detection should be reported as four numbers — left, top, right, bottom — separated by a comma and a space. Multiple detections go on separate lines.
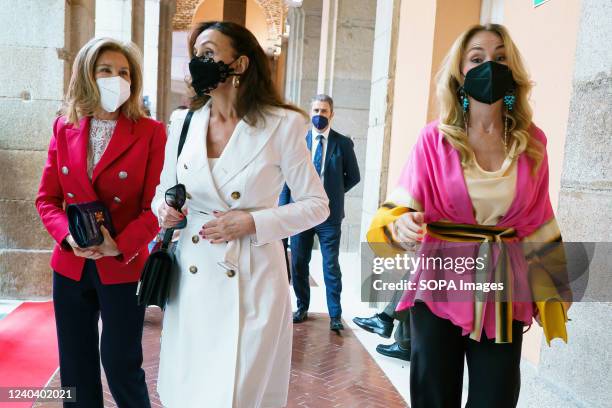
463, 112, 509, 155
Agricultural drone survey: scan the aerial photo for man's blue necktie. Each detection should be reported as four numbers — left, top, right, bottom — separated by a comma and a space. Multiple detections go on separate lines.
313, 134, 323, 176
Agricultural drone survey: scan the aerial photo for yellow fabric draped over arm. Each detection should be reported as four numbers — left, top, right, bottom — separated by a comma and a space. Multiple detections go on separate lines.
524, 217, 570, 345
365, 204, 412, 258
366, 186, 423, 257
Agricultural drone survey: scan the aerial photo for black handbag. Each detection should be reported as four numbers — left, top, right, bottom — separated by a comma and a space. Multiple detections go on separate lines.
136, 227, 178, 309
66, 201, 116, 248
136, 111, 193, 308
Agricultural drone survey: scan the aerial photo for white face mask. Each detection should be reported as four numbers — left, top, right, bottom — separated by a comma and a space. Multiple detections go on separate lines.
96, 76, 131, 113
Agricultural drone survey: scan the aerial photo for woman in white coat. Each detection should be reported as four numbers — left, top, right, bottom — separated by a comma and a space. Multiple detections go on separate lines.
152, 22, 329, 408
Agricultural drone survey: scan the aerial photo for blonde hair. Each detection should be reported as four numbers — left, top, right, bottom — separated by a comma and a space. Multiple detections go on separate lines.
436, 24, 543, 172
62, 37, 145, 125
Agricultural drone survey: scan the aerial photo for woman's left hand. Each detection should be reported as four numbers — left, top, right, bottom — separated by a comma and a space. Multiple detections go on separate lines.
90, 225, 122, 257
200, 210, 256, 243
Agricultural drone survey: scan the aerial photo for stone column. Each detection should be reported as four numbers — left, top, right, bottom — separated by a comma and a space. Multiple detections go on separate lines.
143, 0, 161, 118
284, 0, 323, 110
316, 0, 337, 95
132, 0, 146, 50
95, 0, 132, 40
283, 0, 374, 252
157, 0, 176, 123
318, 0, 376, 252
359, 0, 400, 244
0, 0, 95, 298
224, 0, 247, 25
537, 1, 612, 406
65, 0, 97, 88
284, 5, 305, 104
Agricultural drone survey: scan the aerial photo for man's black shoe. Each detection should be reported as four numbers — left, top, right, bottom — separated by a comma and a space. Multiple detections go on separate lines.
376, 342, 411, 361
293, 309, 308, 323
330, 317, 344, 332
353, 313, 394, 338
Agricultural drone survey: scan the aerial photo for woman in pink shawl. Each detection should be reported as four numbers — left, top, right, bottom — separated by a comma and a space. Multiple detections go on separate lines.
367, 24, 570, 408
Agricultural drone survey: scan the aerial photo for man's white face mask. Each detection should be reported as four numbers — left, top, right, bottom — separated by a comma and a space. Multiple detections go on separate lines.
96, 76, 131, 113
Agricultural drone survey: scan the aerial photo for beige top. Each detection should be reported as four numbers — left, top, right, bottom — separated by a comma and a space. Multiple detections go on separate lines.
87, 118, 117, 179
463, 142, 518, 226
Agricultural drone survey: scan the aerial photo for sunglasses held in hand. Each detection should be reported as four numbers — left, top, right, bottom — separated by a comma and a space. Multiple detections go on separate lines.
165, 184, 187, 230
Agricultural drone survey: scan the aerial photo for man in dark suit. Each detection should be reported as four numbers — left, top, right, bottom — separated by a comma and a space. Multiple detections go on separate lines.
279, 94, 360, 332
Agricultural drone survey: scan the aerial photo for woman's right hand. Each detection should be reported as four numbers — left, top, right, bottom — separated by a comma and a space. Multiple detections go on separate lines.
393, 211, 425, 242
65, 234, 103, 260
158, 202, 187, 229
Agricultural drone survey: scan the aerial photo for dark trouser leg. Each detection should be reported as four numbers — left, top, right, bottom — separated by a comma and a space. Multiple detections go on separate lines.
52, 267, 104, 408
316, 222, 342, 318
290, 228, 315, 312
394, 316, 411, 349
464, 321, 523, 408
282, 238, 291, 283
87, 261, 150, 408
410, 302, 464, 408
383, 288, 405, 318
382, 286, 411, 347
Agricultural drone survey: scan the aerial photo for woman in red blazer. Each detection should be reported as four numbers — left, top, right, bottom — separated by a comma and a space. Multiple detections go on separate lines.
35, 37, 165, 408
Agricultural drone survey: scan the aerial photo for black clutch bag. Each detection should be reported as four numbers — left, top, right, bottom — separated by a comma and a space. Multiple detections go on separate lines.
66, 201, 116, 248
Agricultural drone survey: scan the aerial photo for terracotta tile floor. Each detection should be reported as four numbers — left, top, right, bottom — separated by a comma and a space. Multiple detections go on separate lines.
35, 309, 407, 407
289, 313, 407, 408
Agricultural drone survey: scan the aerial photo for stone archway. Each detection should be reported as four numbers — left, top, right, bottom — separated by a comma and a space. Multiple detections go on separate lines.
252, 0, 286, 51
185, 0, 286, 55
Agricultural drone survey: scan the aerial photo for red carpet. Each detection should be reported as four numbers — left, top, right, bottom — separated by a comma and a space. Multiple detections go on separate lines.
0, 301, 59, 407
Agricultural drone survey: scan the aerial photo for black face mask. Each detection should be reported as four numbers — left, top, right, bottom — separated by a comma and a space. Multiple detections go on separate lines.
188, 56, 239, 96
462, 61, 515, 104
